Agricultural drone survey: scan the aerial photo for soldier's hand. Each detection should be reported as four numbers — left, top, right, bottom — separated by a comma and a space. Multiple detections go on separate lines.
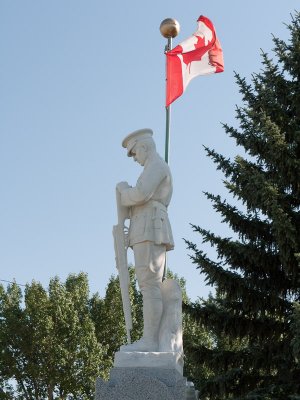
116, 181, 130, 192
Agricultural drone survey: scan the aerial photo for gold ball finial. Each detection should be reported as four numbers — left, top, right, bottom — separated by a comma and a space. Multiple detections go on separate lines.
160, 18, 180, 38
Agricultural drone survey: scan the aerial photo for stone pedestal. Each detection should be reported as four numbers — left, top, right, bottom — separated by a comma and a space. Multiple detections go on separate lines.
114, 351, 184, 374
95, 352, 198, 400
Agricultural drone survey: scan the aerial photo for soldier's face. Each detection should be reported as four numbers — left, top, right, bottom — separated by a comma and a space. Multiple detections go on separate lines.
132, 144, 147, 166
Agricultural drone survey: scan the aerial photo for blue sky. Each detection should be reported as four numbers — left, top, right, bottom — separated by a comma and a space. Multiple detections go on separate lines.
0, 1, 298, 300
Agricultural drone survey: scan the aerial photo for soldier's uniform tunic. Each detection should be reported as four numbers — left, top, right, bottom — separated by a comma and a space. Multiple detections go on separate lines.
121, 152, 174, 253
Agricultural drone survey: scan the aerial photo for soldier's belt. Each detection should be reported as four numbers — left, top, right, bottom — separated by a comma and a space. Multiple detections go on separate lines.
131, 200, 167, 216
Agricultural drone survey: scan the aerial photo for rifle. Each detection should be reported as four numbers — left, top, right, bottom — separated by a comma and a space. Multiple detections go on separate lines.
112, 188, 132, 344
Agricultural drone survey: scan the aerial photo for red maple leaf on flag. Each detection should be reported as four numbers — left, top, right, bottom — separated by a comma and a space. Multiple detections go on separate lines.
181, 34, 213, 68
181, 35, 215, 70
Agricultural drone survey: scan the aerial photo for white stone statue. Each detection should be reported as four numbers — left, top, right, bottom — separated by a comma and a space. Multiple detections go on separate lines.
116, 128, 176, 353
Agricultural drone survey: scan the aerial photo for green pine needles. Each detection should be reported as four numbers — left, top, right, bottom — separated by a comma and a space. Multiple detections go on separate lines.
185, 11, 300, 400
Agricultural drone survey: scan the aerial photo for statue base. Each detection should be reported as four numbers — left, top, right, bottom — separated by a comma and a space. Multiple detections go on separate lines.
95, 352, 198, 400
114, 351, 184, 374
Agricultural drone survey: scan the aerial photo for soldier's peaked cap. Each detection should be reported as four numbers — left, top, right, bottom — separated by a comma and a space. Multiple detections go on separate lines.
122, 128, 153, 157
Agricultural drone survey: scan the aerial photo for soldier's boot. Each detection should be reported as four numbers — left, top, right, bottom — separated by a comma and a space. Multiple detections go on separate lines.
120, 297, 162, 352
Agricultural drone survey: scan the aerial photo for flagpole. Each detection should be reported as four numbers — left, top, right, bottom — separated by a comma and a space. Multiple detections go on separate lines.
160, 19, 180, 163
160, 18, 180, 279
165, 36, 172, 164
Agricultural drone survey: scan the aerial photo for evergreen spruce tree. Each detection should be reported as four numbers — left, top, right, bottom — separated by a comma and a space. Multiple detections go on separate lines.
185, 11, 300, 399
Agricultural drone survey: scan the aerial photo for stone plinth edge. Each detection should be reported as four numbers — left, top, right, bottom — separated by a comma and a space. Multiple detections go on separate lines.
114, 351, 184, 375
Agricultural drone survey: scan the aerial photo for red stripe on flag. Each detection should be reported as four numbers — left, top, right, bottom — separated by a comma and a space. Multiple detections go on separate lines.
166, 46, 184, 107
209, 38, 224, 73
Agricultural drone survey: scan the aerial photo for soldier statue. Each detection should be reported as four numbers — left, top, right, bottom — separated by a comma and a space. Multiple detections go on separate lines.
116, 128, 174, 352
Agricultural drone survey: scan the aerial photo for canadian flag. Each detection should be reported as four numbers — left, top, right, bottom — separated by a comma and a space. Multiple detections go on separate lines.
166, 15, 224, 106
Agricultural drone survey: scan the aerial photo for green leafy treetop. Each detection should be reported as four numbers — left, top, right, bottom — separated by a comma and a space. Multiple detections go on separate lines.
185, 11, 300, 400
0, 269, 212, 399
0, 273, 107, 400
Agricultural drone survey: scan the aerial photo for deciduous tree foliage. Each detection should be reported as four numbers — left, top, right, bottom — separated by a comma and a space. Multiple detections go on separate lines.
1, 269, 211, 399
185, 11, 300, 399
0, 274, 107, 400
